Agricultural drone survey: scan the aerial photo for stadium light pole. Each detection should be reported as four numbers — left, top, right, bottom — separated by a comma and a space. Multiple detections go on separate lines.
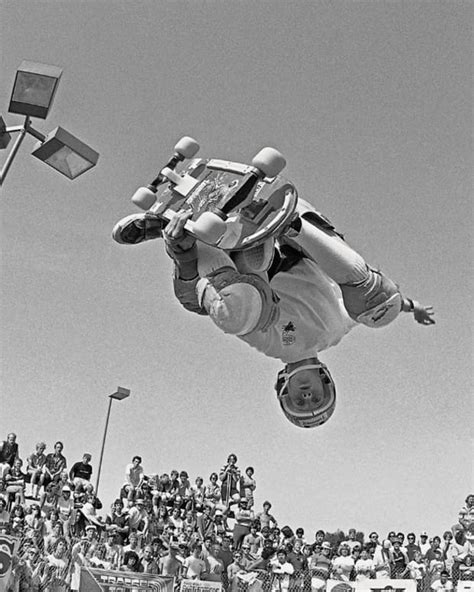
96, 387, 131, 496
0, 60, 99, 186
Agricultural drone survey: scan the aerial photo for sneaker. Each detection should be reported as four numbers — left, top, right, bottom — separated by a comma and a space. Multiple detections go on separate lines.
233, 239, 275, 273
112, 213, 164, 245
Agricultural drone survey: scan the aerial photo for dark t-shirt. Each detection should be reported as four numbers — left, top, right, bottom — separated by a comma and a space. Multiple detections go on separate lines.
70, 461, 93, 480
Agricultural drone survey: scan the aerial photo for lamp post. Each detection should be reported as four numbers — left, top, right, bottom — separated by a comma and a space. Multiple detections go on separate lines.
0, 60, 99, 186
95, 387, 130, 496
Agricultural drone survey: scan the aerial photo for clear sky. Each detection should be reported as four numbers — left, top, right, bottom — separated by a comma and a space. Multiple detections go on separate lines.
1, 0, 472, 538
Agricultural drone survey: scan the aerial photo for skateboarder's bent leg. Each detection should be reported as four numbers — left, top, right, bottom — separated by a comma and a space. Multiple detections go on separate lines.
194, 244, 280, 336
285, 200, 402, 328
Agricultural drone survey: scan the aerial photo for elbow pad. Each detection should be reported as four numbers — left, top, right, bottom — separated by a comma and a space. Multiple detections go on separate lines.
196, 267, 280, 335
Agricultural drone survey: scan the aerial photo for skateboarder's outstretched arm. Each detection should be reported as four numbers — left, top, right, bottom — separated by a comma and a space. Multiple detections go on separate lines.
400, 297, 435, 325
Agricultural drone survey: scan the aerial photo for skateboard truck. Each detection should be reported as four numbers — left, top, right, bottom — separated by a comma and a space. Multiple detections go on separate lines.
132, 136, 200, 210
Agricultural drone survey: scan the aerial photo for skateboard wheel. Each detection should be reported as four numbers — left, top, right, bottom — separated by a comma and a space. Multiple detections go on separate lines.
131, 186, 157, 210
191, 212, 227, 244
174, 136, 200, 159
252, 147, 286, 178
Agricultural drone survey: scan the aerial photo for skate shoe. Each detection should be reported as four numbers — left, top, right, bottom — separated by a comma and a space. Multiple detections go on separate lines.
112, 213, 165, 245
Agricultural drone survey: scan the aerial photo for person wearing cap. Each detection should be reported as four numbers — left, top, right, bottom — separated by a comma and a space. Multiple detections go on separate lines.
419, 532, 431, 557
430, 569, 453, 592
57, 484, 75, 537
113, 192, 434, 430
127, 497, 149, 540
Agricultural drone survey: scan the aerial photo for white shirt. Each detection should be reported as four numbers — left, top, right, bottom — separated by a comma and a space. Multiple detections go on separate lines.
241, 259, 355, 362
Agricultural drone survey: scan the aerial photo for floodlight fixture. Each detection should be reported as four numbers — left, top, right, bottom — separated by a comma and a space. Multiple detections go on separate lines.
31, 127, 99, 180
9, 61, 63, 120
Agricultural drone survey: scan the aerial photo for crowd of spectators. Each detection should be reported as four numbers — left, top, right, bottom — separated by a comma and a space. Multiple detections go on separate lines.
0, 433, 473, 592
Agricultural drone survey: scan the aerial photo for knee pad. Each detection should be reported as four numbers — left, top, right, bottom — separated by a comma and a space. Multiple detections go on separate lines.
196, 267, 280, 335
341, 268, 402, 328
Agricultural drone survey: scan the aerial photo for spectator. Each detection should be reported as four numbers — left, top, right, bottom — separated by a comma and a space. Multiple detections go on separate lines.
419, 532, 431, 556
204, 472, 222, 508
355, 547, 375, 581
170, 505, 184, 533
219, 454, 241, 508
431, 570, 454, 592
295, 528, 307, 545
105, 498, 130, 545
241, 541, 255, 566
256, 501, 278, 531
41, 442, 67, 489
25, 503, 45, 544
177, 471, 192, 509
373, 540, 392, 579
140, 544, 160, 574
233, 498, 255, 550
287, 538, 308, 591
281, 526, 296, 548
121, 550, 143, 572
89, 544, 113, 569
408, 550, 427, 592
70, 538, 91, 592
312, 530, 325, 551
228, 549, 249, 592
123, 456, 145, 505
244, 523, 264, 556
26, 442, 47, 499
159, 541, 183, 577
270, 548, 294, 592
191, 476, 206, 507
197, 504, 215, 541
309, 541, 332, 591
458, 554, 474, 580
5, 457, 27, 506
103, 528, 122, 568
458, 495, 474, 532
183, 542, 207, 580
69, 453, 93, 490
9, 504, 26, 535
45, 522, 65, 554
344, 528, 362, 552
391, 539, 408, 578
0, 433, 19, 469
240, 466, 257, 509
331, 543, 354, 582
123, 531, 142, 559
204, 541, 226, 583
43, 536, 70, 592
426, 537, 443, 563
57, 486, 75, 537
405, 532, 422, 561
127, 497, 149, 540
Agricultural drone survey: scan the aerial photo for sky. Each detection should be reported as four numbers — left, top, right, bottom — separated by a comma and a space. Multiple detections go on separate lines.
0, 0, 472, 538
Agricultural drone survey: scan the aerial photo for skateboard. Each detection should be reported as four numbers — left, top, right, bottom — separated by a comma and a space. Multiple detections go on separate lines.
130, 136, 298, 251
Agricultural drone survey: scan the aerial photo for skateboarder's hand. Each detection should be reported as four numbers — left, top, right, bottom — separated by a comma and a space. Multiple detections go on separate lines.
164, 210, 196, 253
413, 302, 435, 325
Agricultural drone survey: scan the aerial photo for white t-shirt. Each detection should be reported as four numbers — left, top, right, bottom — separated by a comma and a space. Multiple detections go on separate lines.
241, 259, 355, 362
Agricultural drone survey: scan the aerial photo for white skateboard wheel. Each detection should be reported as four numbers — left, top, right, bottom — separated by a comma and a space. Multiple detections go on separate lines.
131, 186, 157, 210
174, 136, 200, 159
191, 211, 227, 244
252, 147, 286, 178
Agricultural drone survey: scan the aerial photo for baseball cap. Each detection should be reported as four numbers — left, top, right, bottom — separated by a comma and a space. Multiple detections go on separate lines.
321, 542, 332, 550
420, 531, 428, 537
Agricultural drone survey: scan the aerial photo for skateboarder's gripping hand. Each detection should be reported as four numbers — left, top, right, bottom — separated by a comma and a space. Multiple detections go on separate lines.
163, 210, 196, 255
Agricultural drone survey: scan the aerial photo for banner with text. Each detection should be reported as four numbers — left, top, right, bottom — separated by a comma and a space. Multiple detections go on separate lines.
180, 579, 223, 592
79, 567, 174, 592
327, 579, 417, 592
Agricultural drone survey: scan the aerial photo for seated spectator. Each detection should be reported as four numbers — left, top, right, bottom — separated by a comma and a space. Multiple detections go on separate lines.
295, 527, 307, 545
41, 441, 67, 489
69, 453, 93, 490
458, 554, 474, 580
127, 497, 149, 540
458, 495, 474, 532
121, 550, 143, 572
244, 523, 264, 556
26, 442, 47, 499
105, 498, 130, 545
25, 503, 45, 545
197, 504, 216, 541
310, 541, 332, 591
5, 457, 27, 506
240, 466, 257, 509
103, 528, 123, 568
281, 526, 296, 548
204, 472, 222, 508
44, 509, 61, 537
0, 433, 19, 470
431, 570, 454, 592
140, 544, 160, 574
183, 542, 207, 580
270, 548, 294, 592
354, 547, 375, 581
426, 536, 443, 562
45, 521, 65, 554
331, 543, 354, 581
123, 531, 143, 559
22, 545, 44, 592
123, 456, 145, 505
170, 505, 185, 533
191, 476, 206, 507
177, 471, 192, 509
9, 504, 26, 536
408, 550, 428, 592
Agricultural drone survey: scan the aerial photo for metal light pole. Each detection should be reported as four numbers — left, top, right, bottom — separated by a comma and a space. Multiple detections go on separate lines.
95, 387, 130, 496
1, 60, 98, 186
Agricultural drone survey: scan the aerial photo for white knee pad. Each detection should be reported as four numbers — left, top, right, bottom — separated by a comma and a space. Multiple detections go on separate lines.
197, 279, 263, 335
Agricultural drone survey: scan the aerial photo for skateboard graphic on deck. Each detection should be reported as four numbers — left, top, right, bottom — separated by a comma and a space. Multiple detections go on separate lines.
130, 136, 299, 252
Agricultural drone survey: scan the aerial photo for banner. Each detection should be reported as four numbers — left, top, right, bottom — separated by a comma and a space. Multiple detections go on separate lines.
180, 579, 223, 592
0, 535, 18, 592
79, 567, 174, 592
457, 582, 474, 592
327, 580, 417, 592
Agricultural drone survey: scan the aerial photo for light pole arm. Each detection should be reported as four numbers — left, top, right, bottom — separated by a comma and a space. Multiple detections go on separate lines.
0, 116, 46, 187
95, 396, 113, 496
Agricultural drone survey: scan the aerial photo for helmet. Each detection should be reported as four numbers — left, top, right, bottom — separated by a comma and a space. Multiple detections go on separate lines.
275, 361, 336, 428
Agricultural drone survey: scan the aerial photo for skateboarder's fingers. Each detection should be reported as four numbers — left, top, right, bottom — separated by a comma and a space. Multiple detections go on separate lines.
165, 209, 193, 238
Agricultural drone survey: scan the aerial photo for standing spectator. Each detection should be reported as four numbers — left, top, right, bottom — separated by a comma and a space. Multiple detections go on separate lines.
25, 503, 45, 545
105, 498, 130, 545
233, 499, 255, 550
197, 504, 215, 541
405, 533, 422, 561
256, 501, 278, 531
419, 532, 431, 557
124, 456, 145, 505
140, 544, 160, 574
373, 540, 392, 579
441, 531, 455, 568
310, 541, 332, 591
177, 471, 192, 509
103, 528, 123, 568
26, 442, 47, 499
220, 454, 241, 508
204, 541, 226, 583
57, 486, 75, 538
312, 531, 325, 551
426, 537, 443, 563
408, 550, 427, 592
331, 543, 354, 582
270, 549, 294, 592
43, 537, 70, 592
5, 457, 27, 506
228, 549, 249, 592
240, 466, 257, 509
0, 433, 19, 470
391, 539, 408, 578
183, 542, 207, 580
429, 549, 446, 586
170, 505, 184, 533
70, 538, 91, 592
123, 531, 142, 559
121, 550, 142, 572
287, 539, 308, 592
295, 528, 307, 546
244, 523, 264, 556
69, 453, 93, 490
355, 547, 375, 581
431, 570, 454, 592
41, 442, 67, 489
159, 542, 183, 577
344, 528, 362, 552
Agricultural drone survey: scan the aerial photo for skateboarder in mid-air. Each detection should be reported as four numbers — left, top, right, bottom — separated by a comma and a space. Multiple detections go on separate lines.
113, 196, 434, 429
